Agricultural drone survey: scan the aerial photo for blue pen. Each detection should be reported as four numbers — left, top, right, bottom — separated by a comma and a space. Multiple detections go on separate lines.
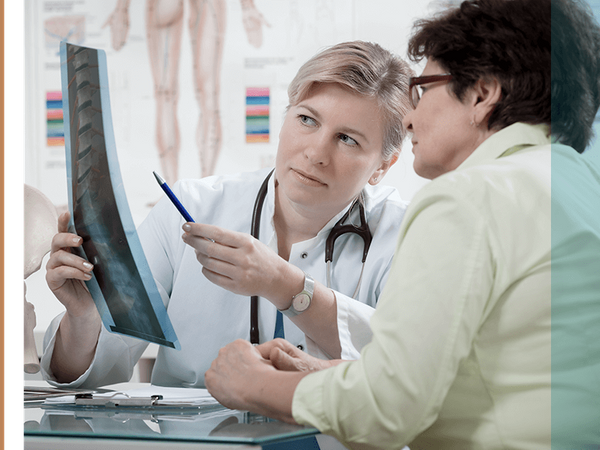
153, 171, 195, 223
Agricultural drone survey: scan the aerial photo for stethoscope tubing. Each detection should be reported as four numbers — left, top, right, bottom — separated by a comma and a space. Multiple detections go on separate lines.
249, 169, 372, 345
249, 170, 273, 345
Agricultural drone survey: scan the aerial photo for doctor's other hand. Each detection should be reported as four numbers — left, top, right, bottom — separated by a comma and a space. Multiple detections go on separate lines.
182, 222, 304, 308
258, 339, 342, 373
46, 212, 97, 318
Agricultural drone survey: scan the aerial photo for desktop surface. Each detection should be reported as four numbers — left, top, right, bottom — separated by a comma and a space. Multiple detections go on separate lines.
24, 382, 320, 449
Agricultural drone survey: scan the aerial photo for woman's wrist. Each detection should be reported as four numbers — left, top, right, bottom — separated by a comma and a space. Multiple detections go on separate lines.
269, 263, 305, 310
246, 368, 306, 424
65, 304, 101, 333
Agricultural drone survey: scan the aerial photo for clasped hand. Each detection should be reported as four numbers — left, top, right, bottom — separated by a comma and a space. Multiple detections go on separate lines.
181, 222, 302, 307
205, 338, 335, 413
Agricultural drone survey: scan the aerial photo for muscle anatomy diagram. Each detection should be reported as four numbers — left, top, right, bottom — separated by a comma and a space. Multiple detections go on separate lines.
104, 0, 269, 184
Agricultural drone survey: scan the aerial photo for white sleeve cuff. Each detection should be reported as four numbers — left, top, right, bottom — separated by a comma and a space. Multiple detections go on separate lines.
336, 292, 375, 360
40, 312, 148, 388
302, 292, 374, 360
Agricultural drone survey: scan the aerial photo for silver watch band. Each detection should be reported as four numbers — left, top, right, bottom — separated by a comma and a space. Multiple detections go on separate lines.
279, 273, 314, 318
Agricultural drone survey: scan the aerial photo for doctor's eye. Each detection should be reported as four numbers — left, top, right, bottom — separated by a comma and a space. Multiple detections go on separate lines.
298, 114, 317, 127
338, 133, 358, 147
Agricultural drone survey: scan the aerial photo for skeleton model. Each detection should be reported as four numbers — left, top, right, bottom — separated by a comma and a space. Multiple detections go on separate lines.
21, 184, 58, 373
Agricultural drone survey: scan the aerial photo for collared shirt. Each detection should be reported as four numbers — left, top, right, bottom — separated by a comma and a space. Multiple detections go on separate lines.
293, 123, 563, 449
41, 168, 409, 388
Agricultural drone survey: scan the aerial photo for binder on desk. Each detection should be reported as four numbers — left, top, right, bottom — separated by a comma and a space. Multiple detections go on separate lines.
60, 41, 180, 350
28, 384, 320, 447
24, 386, 105, 404
43, 385, 220, 411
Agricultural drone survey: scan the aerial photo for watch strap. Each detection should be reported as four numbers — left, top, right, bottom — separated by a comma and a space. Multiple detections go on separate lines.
279, 273, 314, 318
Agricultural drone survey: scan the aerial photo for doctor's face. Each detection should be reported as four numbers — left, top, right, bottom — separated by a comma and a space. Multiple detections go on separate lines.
276, 83, 392, 216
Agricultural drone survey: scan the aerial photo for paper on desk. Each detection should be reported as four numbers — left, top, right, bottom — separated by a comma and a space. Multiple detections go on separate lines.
44, 385, 219, 407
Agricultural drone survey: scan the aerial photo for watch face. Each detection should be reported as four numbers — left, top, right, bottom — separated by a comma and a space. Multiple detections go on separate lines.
292, 293, 311, 312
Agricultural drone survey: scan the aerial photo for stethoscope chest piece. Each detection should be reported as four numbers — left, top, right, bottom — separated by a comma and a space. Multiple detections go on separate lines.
325, 193, 372, 265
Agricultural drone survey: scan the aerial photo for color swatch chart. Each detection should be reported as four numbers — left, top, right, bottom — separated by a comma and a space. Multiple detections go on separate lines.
46, 91, 64, 146
246, 87, 270, 143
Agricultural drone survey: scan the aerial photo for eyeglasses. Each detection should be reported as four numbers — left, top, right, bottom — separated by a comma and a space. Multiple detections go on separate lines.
409, 73, 453, 108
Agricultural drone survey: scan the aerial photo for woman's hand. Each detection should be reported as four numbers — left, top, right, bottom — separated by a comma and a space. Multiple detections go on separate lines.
181, 222, 303, 309
257, 338, 341, 372
205, 339, 274, 411
206, 339, 306, 423
45, 212, 96, 319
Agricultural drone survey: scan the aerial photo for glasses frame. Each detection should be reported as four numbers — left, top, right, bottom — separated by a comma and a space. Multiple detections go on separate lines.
409, 73, 453, 109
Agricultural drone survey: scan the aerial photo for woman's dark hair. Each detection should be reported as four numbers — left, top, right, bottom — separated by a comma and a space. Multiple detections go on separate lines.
407, 0, 600, 153
551, 0, 600, 153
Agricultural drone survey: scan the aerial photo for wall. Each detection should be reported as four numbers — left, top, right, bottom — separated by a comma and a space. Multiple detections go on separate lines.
21, 0, 600, 359
23, 0, 439, 336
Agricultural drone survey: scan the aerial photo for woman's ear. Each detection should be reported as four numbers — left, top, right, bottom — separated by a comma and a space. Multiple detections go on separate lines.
472, 78, 502, 126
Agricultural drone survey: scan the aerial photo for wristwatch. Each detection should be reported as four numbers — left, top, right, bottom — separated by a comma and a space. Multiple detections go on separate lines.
279, 273, 315, 318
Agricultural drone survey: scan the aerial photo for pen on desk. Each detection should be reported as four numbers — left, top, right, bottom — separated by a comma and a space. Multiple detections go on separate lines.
153, 171, 195, 223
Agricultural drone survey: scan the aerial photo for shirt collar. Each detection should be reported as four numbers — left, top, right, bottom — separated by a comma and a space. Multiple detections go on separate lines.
457, 122, 551, 172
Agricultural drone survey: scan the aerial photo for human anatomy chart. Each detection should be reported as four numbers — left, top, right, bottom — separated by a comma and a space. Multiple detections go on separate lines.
103, 0, 270, 185
27, 0, 430, 226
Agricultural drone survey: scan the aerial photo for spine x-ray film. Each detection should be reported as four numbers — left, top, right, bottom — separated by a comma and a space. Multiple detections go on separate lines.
60, 42, 180, 350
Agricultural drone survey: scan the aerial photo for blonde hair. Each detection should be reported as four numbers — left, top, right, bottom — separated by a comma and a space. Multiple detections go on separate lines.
287, 41, 414, 161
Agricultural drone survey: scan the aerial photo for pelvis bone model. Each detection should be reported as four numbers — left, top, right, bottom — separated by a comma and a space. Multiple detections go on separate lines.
21, 184, 58, 373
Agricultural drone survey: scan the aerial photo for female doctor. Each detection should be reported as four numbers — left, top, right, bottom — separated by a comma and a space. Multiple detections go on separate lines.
43, 41, 414, 388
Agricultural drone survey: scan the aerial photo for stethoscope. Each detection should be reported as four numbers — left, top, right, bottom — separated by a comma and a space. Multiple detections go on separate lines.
249, 169, 373, 344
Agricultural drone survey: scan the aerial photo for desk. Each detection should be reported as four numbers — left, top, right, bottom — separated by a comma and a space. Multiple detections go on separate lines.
24, 382, 336, 450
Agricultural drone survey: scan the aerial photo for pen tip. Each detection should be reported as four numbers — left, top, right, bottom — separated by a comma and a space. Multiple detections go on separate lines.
153, 171, 164, 184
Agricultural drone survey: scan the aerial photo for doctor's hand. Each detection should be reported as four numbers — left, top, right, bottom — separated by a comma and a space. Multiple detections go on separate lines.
182, 222, 304, 309
46, 212, 97, 319
46, 212, 102, 383
258, 339, 343, 373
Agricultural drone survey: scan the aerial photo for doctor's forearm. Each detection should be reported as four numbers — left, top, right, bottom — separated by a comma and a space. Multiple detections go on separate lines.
291, 284, 342, 359
50, 311, 101, 383
265, 263, 341, 358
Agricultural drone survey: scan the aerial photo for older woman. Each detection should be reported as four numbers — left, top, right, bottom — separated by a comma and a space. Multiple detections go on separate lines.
206, 0, 600, 448
43, 41, 414, 387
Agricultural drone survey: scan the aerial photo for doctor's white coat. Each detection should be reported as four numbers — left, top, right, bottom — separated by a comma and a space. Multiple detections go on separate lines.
42, 168, 408, 388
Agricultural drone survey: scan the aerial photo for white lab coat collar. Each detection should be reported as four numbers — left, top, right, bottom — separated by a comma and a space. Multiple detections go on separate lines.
266, 169, 359, 242
264, 170, 361, 259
